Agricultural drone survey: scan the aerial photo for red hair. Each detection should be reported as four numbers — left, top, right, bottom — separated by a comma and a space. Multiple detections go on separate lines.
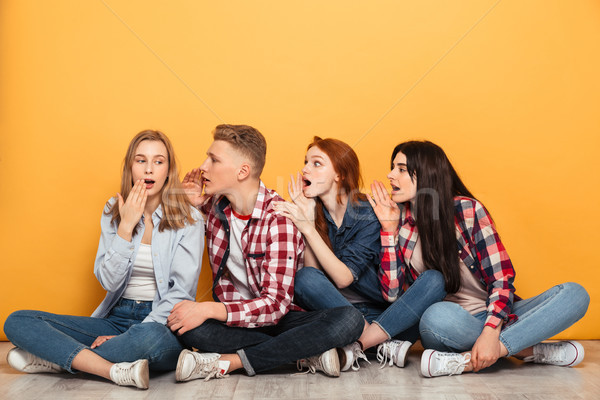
308, 137, 366, 249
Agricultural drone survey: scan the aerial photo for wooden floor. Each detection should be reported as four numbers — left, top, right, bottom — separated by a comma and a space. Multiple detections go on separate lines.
1, 340, 598, 400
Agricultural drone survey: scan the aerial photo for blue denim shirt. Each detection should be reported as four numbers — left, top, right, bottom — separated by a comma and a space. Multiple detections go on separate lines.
91, 197, 204, 324
322, 198, 384, 304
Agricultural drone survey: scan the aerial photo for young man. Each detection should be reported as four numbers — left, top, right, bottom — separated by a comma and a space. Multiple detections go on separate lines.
167, 124, 363, 381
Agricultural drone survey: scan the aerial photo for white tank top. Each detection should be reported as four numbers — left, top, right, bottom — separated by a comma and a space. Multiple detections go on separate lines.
122, 243, 158, 301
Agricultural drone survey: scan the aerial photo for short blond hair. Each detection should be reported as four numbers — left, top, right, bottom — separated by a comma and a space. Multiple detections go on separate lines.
213, 124, 266, 178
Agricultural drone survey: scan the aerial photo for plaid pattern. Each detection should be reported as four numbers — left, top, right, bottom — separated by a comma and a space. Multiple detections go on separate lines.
379, 196, 517, 329
201, 182, 304, 328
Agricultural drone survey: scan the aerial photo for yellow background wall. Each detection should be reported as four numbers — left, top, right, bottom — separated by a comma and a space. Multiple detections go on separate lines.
1, 1, 599, 341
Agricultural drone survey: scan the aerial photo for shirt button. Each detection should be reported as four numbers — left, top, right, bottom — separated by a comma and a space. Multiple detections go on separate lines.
159, 279, 163, 283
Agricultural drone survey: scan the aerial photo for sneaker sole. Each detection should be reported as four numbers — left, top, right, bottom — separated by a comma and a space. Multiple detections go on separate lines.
137, 359, 150, 390
321, 348, 341, 377
420, 349, 435, 377
565, 341, 585, 367
175, 349, 193, 382
395, 341, 412, 368
336, 347, 352, 372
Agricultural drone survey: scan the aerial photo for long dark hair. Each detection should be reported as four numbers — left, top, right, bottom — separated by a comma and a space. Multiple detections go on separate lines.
308, 137, 366, 249
392, 141, 474, 293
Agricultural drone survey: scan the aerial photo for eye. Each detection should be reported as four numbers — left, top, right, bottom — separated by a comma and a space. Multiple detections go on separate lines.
154, 160, 163, 165
136, 159, 146, 163
314, 161, 321, 167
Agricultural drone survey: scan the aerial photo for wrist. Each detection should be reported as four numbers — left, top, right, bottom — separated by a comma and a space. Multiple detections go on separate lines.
208, 302, 227, 322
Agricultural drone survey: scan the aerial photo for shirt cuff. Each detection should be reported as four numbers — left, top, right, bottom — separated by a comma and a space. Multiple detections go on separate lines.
484, 314, 503, 329
111, 234, 136, 258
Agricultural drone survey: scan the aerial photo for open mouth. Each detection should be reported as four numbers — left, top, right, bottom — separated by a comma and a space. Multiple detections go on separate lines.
390, 184, 400, 191
303, 178, 312, 187
144, 179, 155, 188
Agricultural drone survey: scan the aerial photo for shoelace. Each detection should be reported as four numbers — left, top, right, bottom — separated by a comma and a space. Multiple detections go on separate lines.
191, 356, 228, 381
350, 345, 370, 371
295, 356, 321, 375
31, 358, 59, 370
112, 363, 135, 385
377, 341, 400, 368
435, 352, 471, 376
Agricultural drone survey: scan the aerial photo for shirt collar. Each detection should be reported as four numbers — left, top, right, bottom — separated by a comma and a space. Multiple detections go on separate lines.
403, 202, 416, 227
215, 181, 268, 222
140, 204, 163, 225
322, 198, 360, 231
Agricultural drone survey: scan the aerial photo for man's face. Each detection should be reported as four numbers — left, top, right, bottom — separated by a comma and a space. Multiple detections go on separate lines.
200, 140, 244, 196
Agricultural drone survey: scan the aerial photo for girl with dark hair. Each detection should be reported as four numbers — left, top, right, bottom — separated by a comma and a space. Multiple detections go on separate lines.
369, 140, 589, 377
273, 137, 446, 372
4, 130, 204, 389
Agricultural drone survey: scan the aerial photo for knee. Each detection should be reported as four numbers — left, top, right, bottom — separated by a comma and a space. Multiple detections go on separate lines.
3, 310, 34, 340
561, 282, 590, 313
419, 302, 455, 333
128, 322, 174, 341
420, 269, 447, 296
330, 306, 364, 341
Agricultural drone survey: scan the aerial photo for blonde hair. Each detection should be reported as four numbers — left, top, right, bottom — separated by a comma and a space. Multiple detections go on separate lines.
213, 124, 267, 178
106, 129, 195, 233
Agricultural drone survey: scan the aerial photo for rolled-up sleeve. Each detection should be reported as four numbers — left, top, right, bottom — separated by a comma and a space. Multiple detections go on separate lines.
94, 198, 136, 292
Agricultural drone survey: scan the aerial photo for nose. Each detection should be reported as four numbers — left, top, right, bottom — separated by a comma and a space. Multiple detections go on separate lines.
386, 170, 393, 180
200, 158, 209, 172
301, 164, 309, 174
145, 163, 153, 174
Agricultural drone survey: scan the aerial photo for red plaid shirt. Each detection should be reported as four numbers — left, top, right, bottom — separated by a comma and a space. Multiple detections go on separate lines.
201, 182, 304, 328
379, 196, 517, 329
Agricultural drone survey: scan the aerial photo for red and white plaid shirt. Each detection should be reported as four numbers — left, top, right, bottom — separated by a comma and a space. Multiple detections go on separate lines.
379, 197, 517, 329
201, 182, 304, 328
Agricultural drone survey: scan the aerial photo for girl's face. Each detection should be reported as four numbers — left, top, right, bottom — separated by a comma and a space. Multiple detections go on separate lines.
387, 151, 417, 203
301, 146, 339, 199
131, 140, 169, 198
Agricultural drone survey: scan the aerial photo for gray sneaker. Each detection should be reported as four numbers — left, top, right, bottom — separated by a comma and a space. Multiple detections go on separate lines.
524, 341, 584, 367
175, 349, 229, 382
109, 359, 149, 389
376, 340, 412, 368
7, 348, 63, 374
297, 348, 340, 377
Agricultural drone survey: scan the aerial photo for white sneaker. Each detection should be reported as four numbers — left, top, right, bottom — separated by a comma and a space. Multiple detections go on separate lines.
421, 349, 471, 377
338, 342, 370, 371
376, 340, 412, 368
109, 359, 149, 389
175, 350, 230, 382
6, 348, 63, 374
524, 341, 584, 367
296, 348, 340, 377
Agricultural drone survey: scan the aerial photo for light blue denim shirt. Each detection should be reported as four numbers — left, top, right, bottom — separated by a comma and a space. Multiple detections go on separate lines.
91, 197, 204, 324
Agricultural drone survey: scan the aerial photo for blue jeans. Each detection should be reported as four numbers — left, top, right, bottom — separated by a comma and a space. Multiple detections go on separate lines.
294, 267, 447, 343
419, 282, 590, 355
180, 306, 364, 376
3, 299, 183, 373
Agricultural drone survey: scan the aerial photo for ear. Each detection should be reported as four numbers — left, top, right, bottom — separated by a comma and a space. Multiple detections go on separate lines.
237, 163, 252, 180
334, 173, 341, 183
